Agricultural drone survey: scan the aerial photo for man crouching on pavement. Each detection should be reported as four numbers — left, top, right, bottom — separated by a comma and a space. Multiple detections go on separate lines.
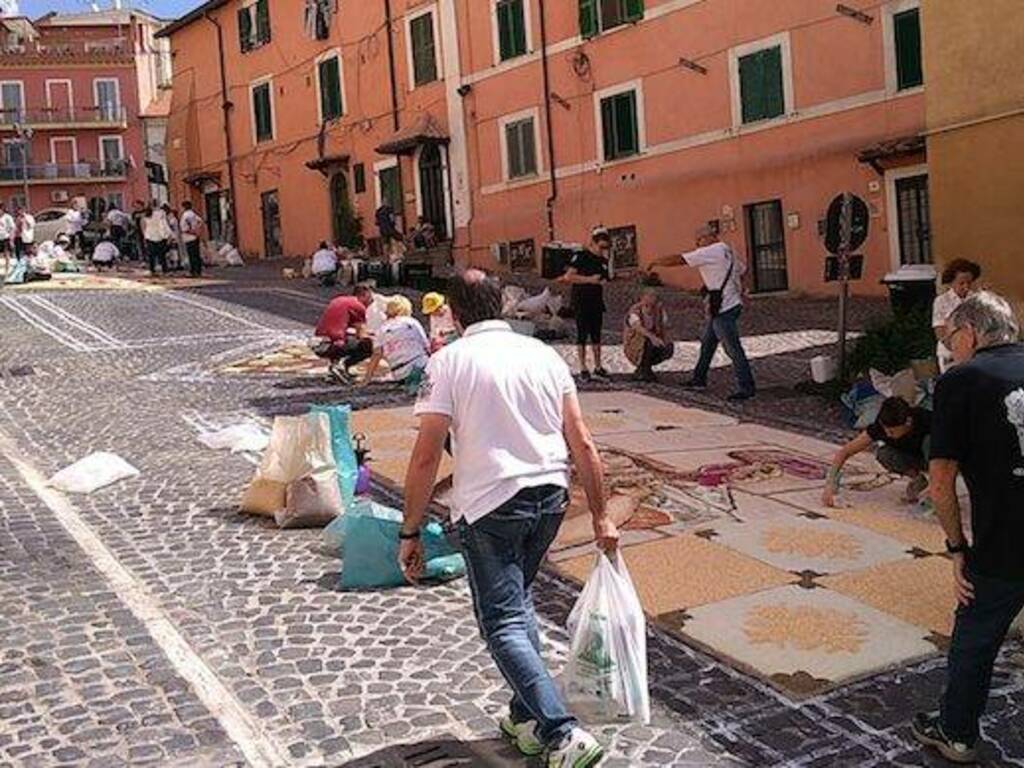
312, 283, 375, 384
399, 269, 619, 768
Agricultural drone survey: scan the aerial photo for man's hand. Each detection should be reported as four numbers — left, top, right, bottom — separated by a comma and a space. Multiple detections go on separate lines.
399, 537, 424, 584
952, 552, 974, 606
592, 515, 619, 553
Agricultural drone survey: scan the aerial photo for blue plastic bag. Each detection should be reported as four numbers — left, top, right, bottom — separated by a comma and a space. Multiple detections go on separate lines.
310, 404, 359, 510
338, 500, 465, 590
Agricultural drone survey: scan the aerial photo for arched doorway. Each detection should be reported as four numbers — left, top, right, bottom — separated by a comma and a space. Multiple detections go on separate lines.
330, 171, 361, 247
417, 144, 447, 240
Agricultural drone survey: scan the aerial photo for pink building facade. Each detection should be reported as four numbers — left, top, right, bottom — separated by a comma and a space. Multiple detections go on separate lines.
460, 0, 928, 295
0, 10, 171, 217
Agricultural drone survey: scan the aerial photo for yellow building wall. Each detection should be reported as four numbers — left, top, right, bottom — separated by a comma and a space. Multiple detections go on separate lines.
922, 0, 1024, 302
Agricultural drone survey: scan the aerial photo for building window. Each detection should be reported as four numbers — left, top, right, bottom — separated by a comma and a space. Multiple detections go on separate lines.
376, 160, 402, 213
738, 46, 784, 124
895, 173, 930, 265
238, 0, 271, 53
579, 0, 643, 38
1, 81, 24, 123
893, 8, 923, 90
99, 136, 123, 174
353, 163, 366, 194
503, 116, 538, 180
93, 78, 121, 121
745, 200, 789, 293
599, 89, 639, 161
408, 10, 438, 87
317, 54, 343, 122
251, 81, 274, 143
496, 0, 528, 61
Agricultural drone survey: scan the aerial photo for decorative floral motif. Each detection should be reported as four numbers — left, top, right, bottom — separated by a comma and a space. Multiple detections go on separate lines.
744, 604, 870, 654
760, 526, 863, 561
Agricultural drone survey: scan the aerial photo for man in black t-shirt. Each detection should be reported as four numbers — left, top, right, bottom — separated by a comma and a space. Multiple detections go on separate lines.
910, 291, 1024, 765
822, 397, 931, 507
558, 227, 610, 381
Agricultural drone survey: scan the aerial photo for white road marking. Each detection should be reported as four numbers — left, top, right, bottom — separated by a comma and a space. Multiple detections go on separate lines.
0, 432, 293, 768
161, 292, 273, 331
0, 296, 91, 352
26, 295, 126, 349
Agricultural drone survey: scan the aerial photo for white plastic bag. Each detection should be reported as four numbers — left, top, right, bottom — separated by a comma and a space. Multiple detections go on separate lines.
196, 423, 269, 453
516, 288, 551, 318
564, 552, 650, 724
48, 452, 140, 494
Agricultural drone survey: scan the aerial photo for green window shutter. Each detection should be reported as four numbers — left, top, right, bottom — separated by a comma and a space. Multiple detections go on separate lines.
254, 85, 272, 141
624, 0, 644, 22
761, 46, 784, 119
519, 120, 536, 175
614, 92, 638, 156
600, 96, 616, 161
256, 0, 271, 44
497, 0, 527, 60
579, 0, 598, 38
319, 57, 342, 121
237, 7, 252, 52
739, 52, 761, 123
894, 9, 923, 89
411, 14, 437, 85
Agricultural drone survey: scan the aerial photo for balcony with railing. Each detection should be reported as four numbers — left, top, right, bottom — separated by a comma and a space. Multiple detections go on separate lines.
0, 106, 128, 130
0, 160, 128, 185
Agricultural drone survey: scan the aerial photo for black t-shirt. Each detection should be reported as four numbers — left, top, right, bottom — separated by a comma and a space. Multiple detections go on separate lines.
867, 407, 931, 458
931, 344, 1024, 581
569, 249, 608, 314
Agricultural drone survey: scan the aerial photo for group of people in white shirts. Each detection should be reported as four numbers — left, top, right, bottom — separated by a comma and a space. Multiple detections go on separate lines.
0, 203, 35, 261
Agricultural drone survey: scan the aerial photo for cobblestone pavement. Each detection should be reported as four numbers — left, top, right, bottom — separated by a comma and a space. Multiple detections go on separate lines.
0, 270, 1021, 767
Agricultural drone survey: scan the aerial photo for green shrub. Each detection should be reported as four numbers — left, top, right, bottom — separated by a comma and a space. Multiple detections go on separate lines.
846, 309, 935, 377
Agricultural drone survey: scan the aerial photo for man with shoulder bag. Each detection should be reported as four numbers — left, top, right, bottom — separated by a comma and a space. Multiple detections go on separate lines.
650, 225, 755, 400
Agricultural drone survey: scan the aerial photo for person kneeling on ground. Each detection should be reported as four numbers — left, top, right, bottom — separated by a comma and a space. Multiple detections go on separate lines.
823, 396, 931, 507
624, 289, 673, 382
362, 295, 430, 391
312, 283, 375, 384
311, 241, 339, 286
91, 236, 120, 271
422, 292, 458, 352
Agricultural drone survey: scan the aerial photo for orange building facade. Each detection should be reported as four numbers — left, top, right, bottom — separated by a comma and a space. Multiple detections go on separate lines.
162, 0, 932, 295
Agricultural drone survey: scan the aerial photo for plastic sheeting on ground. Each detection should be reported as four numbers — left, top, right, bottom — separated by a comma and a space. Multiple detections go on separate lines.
196, 423, 270, 454
48, 452, 140, 494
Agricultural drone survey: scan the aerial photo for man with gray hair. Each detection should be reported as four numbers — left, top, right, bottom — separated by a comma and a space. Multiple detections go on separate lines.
912, 290, 1024, 764
651, 225, 755, 400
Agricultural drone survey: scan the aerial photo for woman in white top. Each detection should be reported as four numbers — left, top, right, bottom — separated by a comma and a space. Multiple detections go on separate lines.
933, 258, 981, 373
362, 295, 429, 388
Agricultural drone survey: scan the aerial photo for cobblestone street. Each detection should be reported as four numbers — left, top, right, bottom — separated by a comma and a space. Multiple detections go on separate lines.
1, 269, 1021, 767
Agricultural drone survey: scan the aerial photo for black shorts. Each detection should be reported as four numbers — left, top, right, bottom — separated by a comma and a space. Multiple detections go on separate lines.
576, 308, 604, 345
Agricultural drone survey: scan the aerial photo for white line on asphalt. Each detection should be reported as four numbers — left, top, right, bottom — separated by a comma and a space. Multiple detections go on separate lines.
0, 432, 292, 768
0, 296, 91, 352
26, 296, 126, 350
160, 291, 273, 330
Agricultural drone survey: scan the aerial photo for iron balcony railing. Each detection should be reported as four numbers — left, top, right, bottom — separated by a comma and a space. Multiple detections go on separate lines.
0, 160, 128, 183
0, 105, 128, 128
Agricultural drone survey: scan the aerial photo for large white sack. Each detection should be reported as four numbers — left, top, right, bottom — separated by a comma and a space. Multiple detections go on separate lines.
48, 452, 140, 494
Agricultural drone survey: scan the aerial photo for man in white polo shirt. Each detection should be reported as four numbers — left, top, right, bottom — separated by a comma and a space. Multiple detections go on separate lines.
399, 270, 618, 768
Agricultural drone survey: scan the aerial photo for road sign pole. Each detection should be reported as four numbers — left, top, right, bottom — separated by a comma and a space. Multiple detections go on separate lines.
838, 247, 849, 383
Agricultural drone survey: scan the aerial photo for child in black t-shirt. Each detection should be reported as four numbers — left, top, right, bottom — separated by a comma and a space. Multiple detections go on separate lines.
823, 396, 932, 507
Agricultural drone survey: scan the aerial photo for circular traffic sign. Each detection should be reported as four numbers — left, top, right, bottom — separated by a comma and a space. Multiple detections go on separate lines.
825, 193, 869, 254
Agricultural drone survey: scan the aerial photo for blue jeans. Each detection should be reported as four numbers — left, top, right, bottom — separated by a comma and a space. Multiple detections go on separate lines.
940, 568, 1024, 743
457, 485, 575, 746
692, 305, 755, 394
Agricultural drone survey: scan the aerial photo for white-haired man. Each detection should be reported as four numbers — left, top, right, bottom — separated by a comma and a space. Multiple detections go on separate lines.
912, 291, 1024, 764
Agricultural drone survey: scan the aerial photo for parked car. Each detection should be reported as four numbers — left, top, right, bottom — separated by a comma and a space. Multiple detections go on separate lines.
32, 207, 103, 251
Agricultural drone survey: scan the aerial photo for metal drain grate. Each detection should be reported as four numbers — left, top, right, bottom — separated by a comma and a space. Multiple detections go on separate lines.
3, 365, 35, 378
336, 739, 481, 768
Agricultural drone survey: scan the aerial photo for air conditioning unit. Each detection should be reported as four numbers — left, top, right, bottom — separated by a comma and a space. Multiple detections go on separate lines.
51, 190, 70, 203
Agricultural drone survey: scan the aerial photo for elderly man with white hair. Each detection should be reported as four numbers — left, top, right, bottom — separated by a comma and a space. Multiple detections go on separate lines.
912, 290, 1024, 764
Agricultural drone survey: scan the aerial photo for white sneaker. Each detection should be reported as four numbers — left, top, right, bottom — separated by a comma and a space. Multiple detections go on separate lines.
499, 715, 544, 756
547, 727, 604, 768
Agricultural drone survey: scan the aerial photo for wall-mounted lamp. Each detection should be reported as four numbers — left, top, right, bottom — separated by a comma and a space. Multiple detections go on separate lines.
456, 83, 472, 97
837, 4, 873, 24
678, 57, 707, 75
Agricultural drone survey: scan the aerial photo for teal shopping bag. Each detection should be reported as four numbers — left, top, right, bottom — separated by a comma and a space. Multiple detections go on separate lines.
310, 404, 359, 509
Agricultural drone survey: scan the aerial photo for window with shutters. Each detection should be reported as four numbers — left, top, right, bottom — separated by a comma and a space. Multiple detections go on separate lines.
738, 46, 784, 123
579, 0, 643, 38
408, 10, 439, 87
599, 89, 640, 161
495, 0, 528, 61
238, 0, 271, 53
317, 53, 344, 123
251, 81, 273, 143
893, 8, 923, 90
503, 114, 538, 180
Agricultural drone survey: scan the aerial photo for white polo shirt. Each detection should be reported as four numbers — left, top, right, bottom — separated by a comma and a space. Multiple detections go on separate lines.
414, 319, 575, 524
681, 242, 746, 314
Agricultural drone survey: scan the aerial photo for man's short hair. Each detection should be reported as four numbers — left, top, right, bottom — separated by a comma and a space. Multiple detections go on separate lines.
319, 240, 329, 250
182, 201, 192, 210
877, 396, 912, 428
949, 290, 1020, 348
354, 283, 374, 299
941, 258, 981, 285
447, 269, 502, 328
695, 224, 718, 240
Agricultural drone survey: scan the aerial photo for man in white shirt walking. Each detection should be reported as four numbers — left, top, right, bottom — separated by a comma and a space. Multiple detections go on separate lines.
15, 208, 34, 257
652, 225, 756, 400
179, 201, 205, 277
399, 270, 618, 768
0, 203, 16, 262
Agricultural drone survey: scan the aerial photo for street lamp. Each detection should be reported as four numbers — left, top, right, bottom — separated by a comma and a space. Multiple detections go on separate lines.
13, 122, 33, 211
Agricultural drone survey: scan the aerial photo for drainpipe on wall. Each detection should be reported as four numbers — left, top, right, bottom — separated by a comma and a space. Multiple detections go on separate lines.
539, 0, 557, 243
204, 12, 239, 245
384, 0, 400, 132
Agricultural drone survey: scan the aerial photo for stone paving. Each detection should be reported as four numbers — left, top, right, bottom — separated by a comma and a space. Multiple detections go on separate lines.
0, 271, 1021, 767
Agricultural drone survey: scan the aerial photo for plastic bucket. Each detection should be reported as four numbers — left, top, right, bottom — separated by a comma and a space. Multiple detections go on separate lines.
810, 355, 838, 384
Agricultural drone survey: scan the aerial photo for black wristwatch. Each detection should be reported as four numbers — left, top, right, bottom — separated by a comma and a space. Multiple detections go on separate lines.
945, 539, 968, 554
398, 528, 421, 541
